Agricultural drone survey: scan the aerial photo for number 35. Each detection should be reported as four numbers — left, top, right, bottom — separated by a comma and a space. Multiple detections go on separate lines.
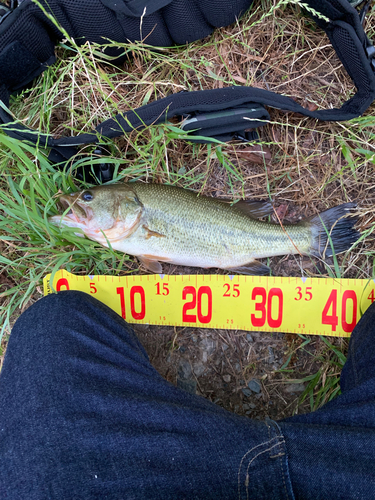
295, 286, 312, 301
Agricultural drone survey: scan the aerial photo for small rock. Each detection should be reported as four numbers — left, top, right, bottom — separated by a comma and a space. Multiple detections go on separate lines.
285, 383, 306, 394
248, 403, 257, 409
267, 347, 275, 364
242, 388, 252, 398
134, 324, 149, 333
222, 344, 229, 352
200, 337, 216, 356
234, 404, 240, 413
243, 403, 250, 410
177, 378, 196, 394
191, 334, 198, 343
235, 363, 241, 373
223, 374, 231, 383
239, 379, 245, 386
246, 334, 254, 342
193, 362, 205, 377
177, 359, 192, 380
248, 379, 261, 394
179, 346, 186, 353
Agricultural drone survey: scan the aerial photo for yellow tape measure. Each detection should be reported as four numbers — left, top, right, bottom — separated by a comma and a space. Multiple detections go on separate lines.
43, 270, 375, 337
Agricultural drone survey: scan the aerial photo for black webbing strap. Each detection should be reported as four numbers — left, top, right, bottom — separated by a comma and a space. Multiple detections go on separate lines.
0, 0, 374, 166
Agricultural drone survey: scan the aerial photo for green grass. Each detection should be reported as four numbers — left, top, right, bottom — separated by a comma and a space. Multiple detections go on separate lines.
289, 336, 348, 411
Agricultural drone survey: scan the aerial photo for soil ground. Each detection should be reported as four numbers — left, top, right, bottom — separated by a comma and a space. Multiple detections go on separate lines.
135, 323, 345, 420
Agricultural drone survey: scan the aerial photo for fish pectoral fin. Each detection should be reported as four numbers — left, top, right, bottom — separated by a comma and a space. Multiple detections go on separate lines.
225, 260, 270, 275
138, 255, 163, 274
142, 225, 166, 240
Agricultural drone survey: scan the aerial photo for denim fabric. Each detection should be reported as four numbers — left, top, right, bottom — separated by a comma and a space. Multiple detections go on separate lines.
0, 291, 374, 499
279, 302, 375, 499
0, 291, 293, 500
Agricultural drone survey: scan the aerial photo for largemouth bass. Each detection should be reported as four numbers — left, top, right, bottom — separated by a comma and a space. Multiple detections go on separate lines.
50, 183, 359, 275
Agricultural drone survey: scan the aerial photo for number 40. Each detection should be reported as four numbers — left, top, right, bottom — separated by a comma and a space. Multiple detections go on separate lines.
322, 289, 357, 333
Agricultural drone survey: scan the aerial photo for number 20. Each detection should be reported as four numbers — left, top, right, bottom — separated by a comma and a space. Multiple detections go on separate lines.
182, 286, 212, 324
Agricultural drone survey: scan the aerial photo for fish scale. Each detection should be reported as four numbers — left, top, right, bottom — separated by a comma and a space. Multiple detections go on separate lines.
124, 183, 309, 269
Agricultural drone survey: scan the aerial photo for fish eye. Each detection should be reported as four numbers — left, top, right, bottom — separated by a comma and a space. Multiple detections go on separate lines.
82, 191, 94, 202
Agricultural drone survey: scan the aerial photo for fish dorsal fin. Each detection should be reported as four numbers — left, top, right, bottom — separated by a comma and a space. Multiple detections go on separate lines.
219, 197, 273, 218
234, 200, 273, 219
225, 260, 270, 275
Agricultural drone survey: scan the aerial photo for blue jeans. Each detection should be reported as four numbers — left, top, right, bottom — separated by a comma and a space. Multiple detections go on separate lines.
0, 291, 374, 499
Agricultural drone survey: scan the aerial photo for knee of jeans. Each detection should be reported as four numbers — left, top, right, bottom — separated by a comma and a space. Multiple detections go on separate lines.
11, 291, 92, 341
31, 290, 92, 316
347, 301, 375, 359
352, 302, 375, 337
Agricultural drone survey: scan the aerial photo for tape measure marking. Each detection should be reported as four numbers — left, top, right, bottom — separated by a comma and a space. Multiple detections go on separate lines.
43, 271, 375, 337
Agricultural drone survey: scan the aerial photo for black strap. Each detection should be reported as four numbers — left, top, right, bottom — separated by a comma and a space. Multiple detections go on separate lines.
0, 0, 374, 167
101, 0, 174, 17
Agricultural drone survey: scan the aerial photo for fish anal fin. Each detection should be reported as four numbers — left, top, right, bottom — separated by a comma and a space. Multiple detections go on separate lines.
138, 255, 163, 274
225, 260, 270, 275
138, 254, 172, 273
142, 225, 166, 240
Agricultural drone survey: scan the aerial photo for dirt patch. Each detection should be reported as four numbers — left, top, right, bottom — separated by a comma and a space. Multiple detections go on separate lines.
134, 323, 337, 420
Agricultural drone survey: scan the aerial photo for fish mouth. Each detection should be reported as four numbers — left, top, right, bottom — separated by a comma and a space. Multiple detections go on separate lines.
59, 199, 73, 217
58, 195, 92, 224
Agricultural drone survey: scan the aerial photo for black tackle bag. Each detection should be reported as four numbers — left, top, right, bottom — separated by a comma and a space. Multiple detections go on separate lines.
0, 0, 374, 171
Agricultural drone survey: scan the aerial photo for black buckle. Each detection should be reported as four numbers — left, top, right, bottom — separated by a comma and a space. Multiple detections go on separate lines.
180, 104, 269, 143
69, 146, 114, 184
349, 0, 366, 7
49, 145, 114, 184
234, 130, 260, 142
77, 147, 114, 184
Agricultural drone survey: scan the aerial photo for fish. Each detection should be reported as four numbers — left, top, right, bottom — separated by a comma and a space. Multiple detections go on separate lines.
49, 183, 359, 275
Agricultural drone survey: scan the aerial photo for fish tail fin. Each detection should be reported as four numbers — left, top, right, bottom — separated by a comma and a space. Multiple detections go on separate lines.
307, 203, 359, 258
